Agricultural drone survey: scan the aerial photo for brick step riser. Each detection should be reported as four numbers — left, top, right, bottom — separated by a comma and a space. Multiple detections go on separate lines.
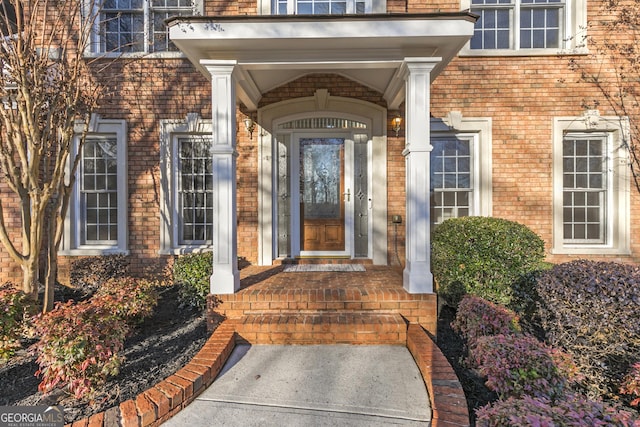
274, 258, 374, 265
229, 312, 407, 345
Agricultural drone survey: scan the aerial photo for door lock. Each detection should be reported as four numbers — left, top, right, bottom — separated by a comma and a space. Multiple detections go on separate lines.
344, 188, 351, 202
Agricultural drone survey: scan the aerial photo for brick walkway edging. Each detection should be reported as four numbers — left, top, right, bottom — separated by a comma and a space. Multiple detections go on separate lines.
406, 324, 470, 427
67, 321, 470, 427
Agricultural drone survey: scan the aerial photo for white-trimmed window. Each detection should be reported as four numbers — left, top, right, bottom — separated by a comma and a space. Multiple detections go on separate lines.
159, 116, 214, 254
265, 0, 385, 14
61, 119, 128, 255
430, 114, 492, 225
92, 0, 202, 54
461, 0, 586, 54
552, 114, 630, 254
274, 0, 369, 14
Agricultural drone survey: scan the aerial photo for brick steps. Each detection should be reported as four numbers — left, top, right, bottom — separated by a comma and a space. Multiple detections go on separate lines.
67, 320, 470, 427
232, 311, 407, 345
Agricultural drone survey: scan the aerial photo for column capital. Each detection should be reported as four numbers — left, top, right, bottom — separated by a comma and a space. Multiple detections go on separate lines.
399, 57, 442, 79
200, 59, 238, 75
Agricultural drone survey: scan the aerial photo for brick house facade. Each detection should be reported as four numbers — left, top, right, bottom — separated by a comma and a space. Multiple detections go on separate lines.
0, 0, 637, 294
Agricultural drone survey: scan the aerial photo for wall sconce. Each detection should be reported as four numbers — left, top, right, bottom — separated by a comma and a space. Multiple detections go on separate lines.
243, 116, 256, 139
392, 116, 402, 137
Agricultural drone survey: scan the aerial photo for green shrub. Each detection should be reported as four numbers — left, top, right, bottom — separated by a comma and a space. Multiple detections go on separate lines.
534, 260, 640, 401
0, 284, 33, 359
173, 252, 213, 310
34, 300, 129, 399
432, 216, 546, 307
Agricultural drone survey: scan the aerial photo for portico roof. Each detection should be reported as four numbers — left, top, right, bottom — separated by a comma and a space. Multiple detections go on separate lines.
167, 13, 477, 110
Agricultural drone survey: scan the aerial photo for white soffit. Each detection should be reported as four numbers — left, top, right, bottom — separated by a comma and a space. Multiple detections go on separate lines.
168, 14, 476, 110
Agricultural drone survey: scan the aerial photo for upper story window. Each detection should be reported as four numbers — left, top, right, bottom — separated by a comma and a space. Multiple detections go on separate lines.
462, 0, 585, 54
273, 0, 370, 14
262, 0, 384, 14
95, 0, 200, 54
471, 0, 563, 49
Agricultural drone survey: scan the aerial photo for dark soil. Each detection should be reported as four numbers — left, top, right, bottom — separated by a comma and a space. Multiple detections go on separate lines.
0, 285, 210, 424
437, 305, 497, 426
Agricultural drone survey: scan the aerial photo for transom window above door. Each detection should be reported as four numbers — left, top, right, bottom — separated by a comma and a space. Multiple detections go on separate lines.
273, 0, 372, 14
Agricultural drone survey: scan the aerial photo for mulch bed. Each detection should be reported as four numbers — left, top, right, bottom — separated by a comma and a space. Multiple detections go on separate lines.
0, 285, 210, 424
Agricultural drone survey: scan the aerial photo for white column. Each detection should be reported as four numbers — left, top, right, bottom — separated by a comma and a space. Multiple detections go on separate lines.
401, 58, 440, 294
202, 60, 240, 294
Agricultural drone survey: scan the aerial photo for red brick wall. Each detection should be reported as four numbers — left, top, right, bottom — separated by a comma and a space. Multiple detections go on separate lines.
0, 0, 638, 288
432, 55, 640, 264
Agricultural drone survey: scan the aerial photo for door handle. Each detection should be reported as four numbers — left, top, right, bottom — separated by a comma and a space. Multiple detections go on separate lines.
344, 188, 350, 202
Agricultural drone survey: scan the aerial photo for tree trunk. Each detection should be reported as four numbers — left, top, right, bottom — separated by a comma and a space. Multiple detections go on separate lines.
21, 256, 39, 302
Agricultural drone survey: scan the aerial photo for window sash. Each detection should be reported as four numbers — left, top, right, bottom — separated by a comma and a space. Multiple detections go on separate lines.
80, 139, 119, 244
561, 135, 607, 244
176, 136, 214, 245
430, 136, 474, 225
99, 0, 194, 53
274, 0, 369, 14
470, 0, 564, 50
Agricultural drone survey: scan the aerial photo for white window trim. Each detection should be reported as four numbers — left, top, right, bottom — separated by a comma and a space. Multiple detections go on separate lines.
60, 118, 128, 255
431, 113, 493, 219
459, 0, 588, 56
258, 0, 385, 14
159, 115, 214, 255
552, 114, 630, 255
84, 0, 204, 58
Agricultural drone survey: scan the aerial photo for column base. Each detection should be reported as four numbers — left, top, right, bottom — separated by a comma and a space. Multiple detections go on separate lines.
210, 267, 240, 294
403, 260, 434, 294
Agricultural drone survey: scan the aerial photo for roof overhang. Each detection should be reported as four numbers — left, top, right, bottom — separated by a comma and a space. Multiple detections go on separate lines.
167, 14, 477, 110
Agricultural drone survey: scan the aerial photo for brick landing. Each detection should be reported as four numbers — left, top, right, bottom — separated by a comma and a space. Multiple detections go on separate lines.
68, 266, 469, 427
207, 265, 439, 336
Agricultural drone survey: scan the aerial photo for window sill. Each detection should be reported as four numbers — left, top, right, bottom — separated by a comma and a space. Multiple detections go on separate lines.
59, 247, 130, 256
83, 51, 187, 60
458, 47, 589, 57
158, 246, 213, 255
550, 246, 631, 256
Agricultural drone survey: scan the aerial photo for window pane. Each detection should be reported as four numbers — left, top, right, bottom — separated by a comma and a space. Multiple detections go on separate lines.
81, 139, 118, 244
562, 136, 606, 244
430, 136, 474, 225
178, 136, 214, 244
473, 0, 563, 49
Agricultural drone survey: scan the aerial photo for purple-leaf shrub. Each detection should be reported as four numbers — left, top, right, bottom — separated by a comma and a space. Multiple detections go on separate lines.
535, 260, 640, 400
470, 334, 580, 400
621, 363, 640, 407
451, 295, 521, 349
33, 300, 129, 399
476, 393, 640, 427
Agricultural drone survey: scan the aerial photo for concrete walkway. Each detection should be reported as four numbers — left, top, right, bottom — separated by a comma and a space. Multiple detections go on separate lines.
163, 344, 431, 426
